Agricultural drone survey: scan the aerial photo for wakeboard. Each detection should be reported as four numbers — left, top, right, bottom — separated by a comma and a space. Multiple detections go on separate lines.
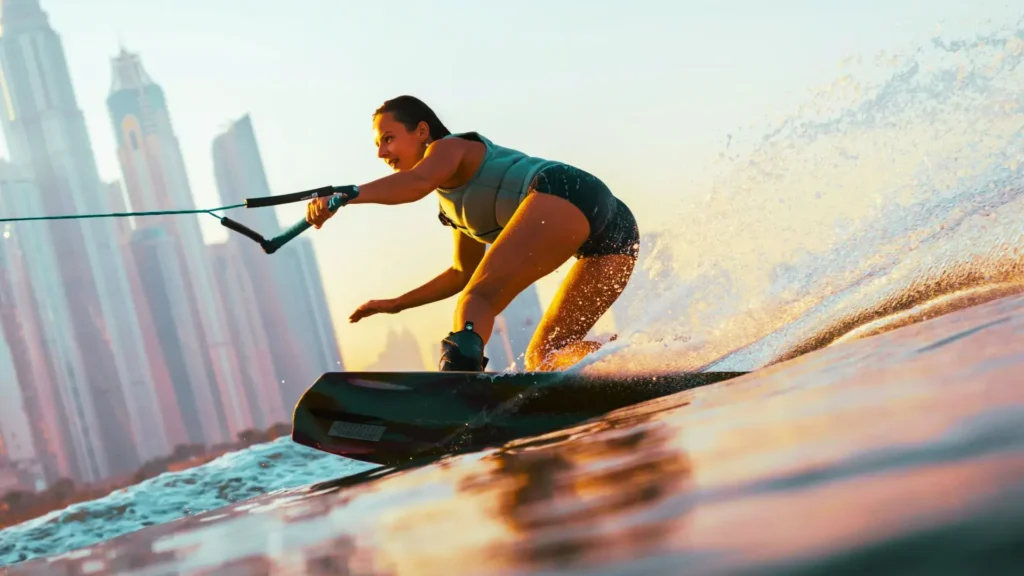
291, 370, 746, 467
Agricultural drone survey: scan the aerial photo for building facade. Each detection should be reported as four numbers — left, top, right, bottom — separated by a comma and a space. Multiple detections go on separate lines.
107, 48, 253, 442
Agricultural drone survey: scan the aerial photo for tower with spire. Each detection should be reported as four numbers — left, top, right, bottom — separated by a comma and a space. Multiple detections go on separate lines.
107, 47, 254, 443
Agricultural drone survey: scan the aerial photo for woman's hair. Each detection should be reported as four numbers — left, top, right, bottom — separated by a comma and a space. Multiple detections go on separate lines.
374, 95, 452, 141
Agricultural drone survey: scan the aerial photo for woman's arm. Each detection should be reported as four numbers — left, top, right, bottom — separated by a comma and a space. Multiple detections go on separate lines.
350, 229, 485, 323
349, 138, 466, 206
392, 229, 486, 311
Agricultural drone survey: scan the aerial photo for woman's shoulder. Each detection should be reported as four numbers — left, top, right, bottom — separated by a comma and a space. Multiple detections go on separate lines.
433, 132, 489, 158
444, 131, 488, 144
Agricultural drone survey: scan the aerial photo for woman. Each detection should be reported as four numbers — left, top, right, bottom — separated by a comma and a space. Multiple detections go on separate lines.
306, 95, 640, 372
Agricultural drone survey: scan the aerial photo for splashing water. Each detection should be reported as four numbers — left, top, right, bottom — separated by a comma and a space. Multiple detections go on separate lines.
4, 13, 1024, 571
0, 437, 376, 566
580, 16, 1024, 376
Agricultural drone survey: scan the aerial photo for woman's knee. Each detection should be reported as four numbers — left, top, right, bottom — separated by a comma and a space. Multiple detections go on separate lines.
458, 277, 514, 314
461, 260, 537, 311
524, 328, 572, 366
524, 338, 603, 371
524, 343, 550, 372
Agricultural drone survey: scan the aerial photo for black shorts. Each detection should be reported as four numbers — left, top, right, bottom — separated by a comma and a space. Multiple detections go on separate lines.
530, 163, 640, 259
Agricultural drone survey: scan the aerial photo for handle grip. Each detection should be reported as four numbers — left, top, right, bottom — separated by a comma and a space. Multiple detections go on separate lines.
219, 217, 266, 245
260, 193, 347, 254
221, 184, 358, 255
244, 186, 336, 208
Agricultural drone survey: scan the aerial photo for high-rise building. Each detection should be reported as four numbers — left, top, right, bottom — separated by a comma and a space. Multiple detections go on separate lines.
106, 180, 188, 451
0, 168, 96, 483
276, 237, 342, 375
0, 291, 31, 463
208, 239, 287, 428
107, 47, 253, 442
130, 226, 237, 445
0, 0, 153, 479
0, 264, 44, 487
211, 114, 343, 408
0, 196, 61, 484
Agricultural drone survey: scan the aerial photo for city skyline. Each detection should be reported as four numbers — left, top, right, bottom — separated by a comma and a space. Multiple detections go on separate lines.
0, 0, 346, 493
0, 0, 151, 483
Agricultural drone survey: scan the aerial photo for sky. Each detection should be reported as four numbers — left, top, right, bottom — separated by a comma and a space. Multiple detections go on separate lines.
3, 0, 1018, 370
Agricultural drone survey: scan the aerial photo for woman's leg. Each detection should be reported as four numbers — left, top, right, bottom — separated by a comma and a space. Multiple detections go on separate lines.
525, 252, 637, 371
452, 191, 590, 343
439, 163, 638, 372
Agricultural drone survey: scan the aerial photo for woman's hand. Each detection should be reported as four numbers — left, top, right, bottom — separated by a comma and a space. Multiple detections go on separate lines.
349, 299, 403, 323
306, 197, 334, 229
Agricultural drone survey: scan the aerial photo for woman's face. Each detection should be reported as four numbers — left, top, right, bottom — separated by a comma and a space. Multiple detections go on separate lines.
373, 112, 429, 172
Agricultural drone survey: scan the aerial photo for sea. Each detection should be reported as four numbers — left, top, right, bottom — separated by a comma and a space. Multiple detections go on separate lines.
2, 12, 1024, 576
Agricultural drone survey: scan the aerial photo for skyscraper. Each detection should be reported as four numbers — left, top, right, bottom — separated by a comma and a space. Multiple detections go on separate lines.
0, 211, 61, 483
107, 47, 253, 442
0, 235, 48, 488
212, 114, 343, 408
208, 240, 287, 428
106, 180, 188, 451
130, 226, 232, 445
0, 0, 153, 479
276, 236, 344, 379
0, 166, 97, 483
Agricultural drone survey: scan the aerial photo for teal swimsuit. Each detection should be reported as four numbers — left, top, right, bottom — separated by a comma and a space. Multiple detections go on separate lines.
436, 132, 639, 258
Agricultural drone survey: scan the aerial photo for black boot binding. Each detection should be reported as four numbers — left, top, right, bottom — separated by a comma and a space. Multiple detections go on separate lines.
438, 321, 489, 372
